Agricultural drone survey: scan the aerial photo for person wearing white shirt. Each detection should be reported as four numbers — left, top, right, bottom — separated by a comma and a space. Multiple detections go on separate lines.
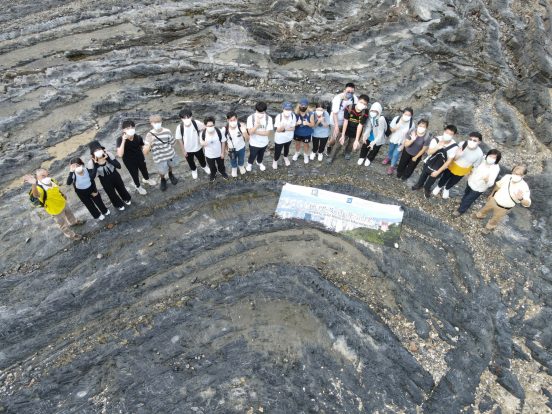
200, 116, 228, 183
383, 108, 413, 175
412, 125, 459, 198
453, 149, 501, 216
175, 108, 210, 180
475, 165, 531, 233
246, 102, 273, 172
327, 82, 358, 157
273, 102, 296, 169
221, 111, 249, 177
433, 131, 485, 199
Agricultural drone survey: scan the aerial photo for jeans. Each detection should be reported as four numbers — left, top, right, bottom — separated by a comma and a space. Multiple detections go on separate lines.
229, 147, 246, 168
387, 143, 401, 167
185, 150, 207, 171
437, 169, 464, 190
123, 157, 149, 187
248, 145, 267, 164
458, 184, 483, 214
312, 137, 328, 154
274, 141, 291, 161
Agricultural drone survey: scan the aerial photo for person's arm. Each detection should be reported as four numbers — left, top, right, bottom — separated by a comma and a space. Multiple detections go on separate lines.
305, 113, 315, 128
66, 172, 74, 186
372, 117, 387, 147
404, 131, 416, 148
255, 117, 272, 136
200, 133, 208, 147
221, 140, 226, 159
389, 117, 400, 133
427, 140, 442, 156
116, 136, 126, 158
23, 175, 40, 198
321, 113, 330, 128
107, 153, 121, 169
143, 133, 152, 155
275, 116, 285, 133
355, 121, 364, 143
413, 145, 428, 162
520, 187, 531, 207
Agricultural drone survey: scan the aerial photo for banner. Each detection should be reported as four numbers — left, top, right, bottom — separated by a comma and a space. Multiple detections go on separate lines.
275, 183, 404, 246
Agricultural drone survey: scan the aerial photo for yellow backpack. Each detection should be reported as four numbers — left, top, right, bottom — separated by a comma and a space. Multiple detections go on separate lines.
34, 180, 66, 216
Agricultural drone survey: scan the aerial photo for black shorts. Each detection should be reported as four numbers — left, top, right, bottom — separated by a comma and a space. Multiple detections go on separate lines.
294, 135, 311, 143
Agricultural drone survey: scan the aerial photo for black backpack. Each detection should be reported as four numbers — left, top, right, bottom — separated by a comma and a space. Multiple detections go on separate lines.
29, 184, 46, 207
201, 127, 223, 142
179, 120, 200, 137
426, 140, 458, 172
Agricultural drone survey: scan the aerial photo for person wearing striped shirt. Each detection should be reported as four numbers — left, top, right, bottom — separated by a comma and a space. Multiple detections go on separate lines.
144, 114, 178, 191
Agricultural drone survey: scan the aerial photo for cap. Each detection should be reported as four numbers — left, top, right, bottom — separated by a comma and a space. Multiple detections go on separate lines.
299, 98, 309, 106
282, 102, 293, 110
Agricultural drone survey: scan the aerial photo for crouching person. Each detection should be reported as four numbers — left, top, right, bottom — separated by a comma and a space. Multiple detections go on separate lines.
24, 169, 82, 240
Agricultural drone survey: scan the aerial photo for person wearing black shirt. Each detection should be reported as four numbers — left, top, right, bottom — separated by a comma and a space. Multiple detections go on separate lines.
330, 94, 369, 161
116, 119, 156, 195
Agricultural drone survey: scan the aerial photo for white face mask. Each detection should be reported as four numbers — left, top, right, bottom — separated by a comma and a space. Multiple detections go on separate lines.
416, 127, 426, 135
152, 122, 162, 130
40, 177, 52, 186
511, 174, 523, 183
126, 128, 135, 136
94, 150, 105, 158
206, 126, 215, 133
403, 115, 411, 122
467, 140, 478, 149
183, 119, 192, 126
486, 157, 496, 165
369, 111, 378, 118
229, 120, 238, 128
316, 110, 324, 117
356, 103, 367, 111
442, 133, 453, 142
75, 166, 84, 174
283, 110, 292, 117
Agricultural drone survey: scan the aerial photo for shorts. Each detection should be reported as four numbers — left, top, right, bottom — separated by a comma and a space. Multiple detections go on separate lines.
155, 158, 177, 175
293, 135, 311, 143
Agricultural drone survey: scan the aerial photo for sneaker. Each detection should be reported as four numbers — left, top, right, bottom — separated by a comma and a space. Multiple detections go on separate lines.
272, 160, 278, 170
411, 185, 421, 191
221, 173, 229, 180
304, 154, 309, 164
70, 234, 83, 241
284, 157, 290, 166
424, 189, 431, 199
246, 163, 252, 172
309, 152, 316, 161
118, 206, 125, 211
203, 166, 211, 175
209, 176, 216, 183
168, 172, 178, 185
442, 189, 450, 199
432, 186, 442, 196
98, 214, 105, 221
318, 153, 323, 161
292, 153, 299, 161
258, 162, 266, 171
357, 158, 364, 166
452, 211, 462, 217
124, 199, 131, 205
364, 158, 371, 167
136, 185, 147, 195
382, 156, 390, 165
231, 167, 238, 177
191, 170, 198, 179
386, 166, 395, 175
104, 210, 111, 216
344, 153, 351, 160
142, 178, 156, 186
160, 177, 167, 192
239, 166, 246, 175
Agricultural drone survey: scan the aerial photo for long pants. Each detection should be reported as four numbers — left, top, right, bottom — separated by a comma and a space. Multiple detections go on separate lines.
414, 165, 440, 191
99, 172, 131, 209
312, 137, 328, 154
396, 151, 421, 180
274, 141, 291, 161
185, 150, 207, 171
359, 142, 382, 161
206, 157, 226, 179
229, 147, 246, 168
387, 143, 402, 167
437, 169, 464, 190
476, 197, 511, 229
123, 157, 149, 187
75, 185, 108, 219
248, 145, 267, 164
52, 207, 79, 239
458, 184, 483, 214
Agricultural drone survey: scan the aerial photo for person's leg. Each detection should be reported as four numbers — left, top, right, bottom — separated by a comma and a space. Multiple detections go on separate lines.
367, 144, 382, 161
91, 190, 109, 215
444, 173, 463, 190
195, 150, 207, 169
412, 167, 429, 190
248, 145, 259, 166
229, 151, 238, 169
486, 203, 510, 230
437, 169, 453, 188
216, 157, 227, 177
101, 176, 124, 208
390, 145, 401, 167
424, 174, 439, 192
293, 137, 302, 160
344, 135, 355, 159
237, 147, 246, 167
396, 151, 411, 178
283, 141, 291, 158
256, 146, 267, 164
123, 159, 141, 187
52, 210, 79, 239
303, 141, 310, 162
318, 138, 328, 154
274, 143, 283, 162
476, 197, 495, 219
387, 143, 397, 162
458, 184, 482, 214
206, 157, 217, 180
186, 152, 197, 171
76, 188, 100, 219
359, 143, 369, 160
312, 138, 320, 154
137, 158, 150, 181
403, 157, 421, 180
113, 171, 131, 202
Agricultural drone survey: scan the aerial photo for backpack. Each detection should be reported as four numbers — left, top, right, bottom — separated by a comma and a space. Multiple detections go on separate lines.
224, 122, 245, 150
179, 120, 200, 137
201, 127, 223, 142
426, 141, 458, 172
29, 183, 46, 207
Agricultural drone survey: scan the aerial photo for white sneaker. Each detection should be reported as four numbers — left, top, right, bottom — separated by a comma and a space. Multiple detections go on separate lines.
104, 209, 111, 216
246, 163, 252, 172
124, 200, 131, 206
304, 154, 309, 164
98, 214, 105, 221
292, 153, 299, 161
142, 178, 156, 186
357, 158, 364, 166
318, 153, 323, 161
364, 158, 371, 167
257, 162, 266, 171
118, 206, 125, 211
191, 169, 198, 179
203, 166, 211, 175
239, 166, 246, 175
442, 189, 450, 199
309, 152, 316, 161
136, 185, 147, 195
231, 167, 238, 177
432, 186, 442, 196
284, 157, 290, 166
272, 160, 278, 170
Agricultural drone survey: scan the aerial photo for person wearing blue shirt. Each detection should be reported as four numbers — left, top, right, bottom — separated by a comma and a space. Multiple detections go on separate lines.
310, 102, 331, 162
292, 98, 315, 164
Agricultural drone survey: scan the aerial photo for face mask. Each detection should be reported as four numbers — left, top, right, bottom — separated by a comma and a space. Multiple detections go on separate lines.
299, 106, 307, 112
152, 122, 162, 130
183, 119, 192, 126
316, 110, 324, 116
357, 103, 366, 111
416, 127, 426, 135
442, 133, 453, 142
403, 115, 411, 122
206, 126, 215, 133
511, 174, 522, 183
40, 177, 52, 186
229, 120, 238, 128
369, 111, 378, 118
283, 110, 292, 117
486, 157, 496, 165
467, 140, 478, 149
75, 166, 84, 174
94, 150, 104, 158
126, 128, 135, 136
345, 92, 353, 100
